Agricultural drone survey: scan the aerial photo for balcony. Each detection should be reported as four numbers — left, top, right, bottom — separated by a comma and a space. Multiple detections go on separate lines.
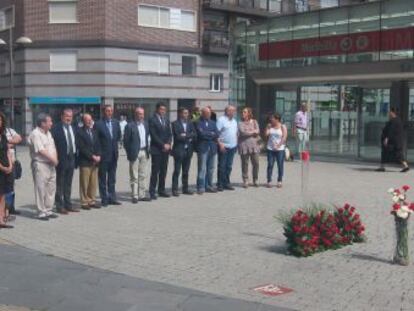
203, 31, 230, 55
203, 0, 281, 17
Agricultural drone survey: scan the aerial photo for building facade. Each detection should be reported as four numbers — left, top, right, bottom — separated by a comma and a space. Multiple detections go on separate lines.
233, 0, 414, 161
0, 0, 232, 137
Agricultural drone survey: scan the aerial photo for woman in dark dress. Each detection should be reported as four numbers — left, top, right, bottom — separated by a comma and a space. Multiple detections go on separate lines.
0, 112, 14, 228
377, 108, 410, 173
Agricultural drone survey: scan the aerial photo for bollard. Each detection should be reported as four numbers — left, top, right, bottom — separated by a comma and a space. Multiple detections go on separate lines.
301, 151, 310, 203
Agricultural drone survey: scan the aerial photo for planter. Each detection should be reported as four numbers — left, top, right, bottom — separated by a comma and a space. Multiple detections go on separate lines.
393, 216, 410, 266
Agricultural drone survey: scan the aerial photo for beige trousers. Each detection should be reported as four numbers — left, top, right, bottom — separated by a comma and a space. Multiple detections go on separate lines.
129, 150, 149, 199
79, 166, 98, 206
31, 161, 56, 216
240, 153, 259, 183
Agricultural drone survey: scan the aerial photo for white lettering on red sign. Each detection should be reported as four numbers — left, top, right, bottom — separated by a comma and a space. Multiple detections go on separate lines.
253, 284, 293, 296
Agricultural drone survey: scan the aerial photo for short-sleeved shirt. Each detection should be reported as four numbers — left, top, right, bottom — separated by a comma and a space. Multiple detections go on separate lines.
295, 111, 308, 131
216, 115, 238, 149
28, 127, 57, 163
6, 128, 18, 162
267, 126, 286, 151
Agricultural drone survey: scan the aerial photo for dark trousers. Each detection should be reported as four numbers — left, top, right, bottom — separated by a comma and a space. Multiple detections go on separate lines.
55, 156, 75, 209
217, 147, 237, 188
98, 157, 118, 203
172, 150, 193, 191
150, 152, 169, 195
267, 150, 285, 183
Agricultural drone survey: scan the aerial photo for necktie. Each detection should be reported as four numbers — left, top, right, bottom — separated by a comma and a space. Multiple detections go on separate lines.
107, 121, 113, 138
65, 124, 74, 155
88, 128, 93, 141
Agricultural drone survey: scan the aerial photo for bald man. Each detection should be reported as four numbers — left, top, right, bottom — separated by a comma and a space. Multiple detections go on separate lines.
124, 107, 151, 203
76, 114, 101, 209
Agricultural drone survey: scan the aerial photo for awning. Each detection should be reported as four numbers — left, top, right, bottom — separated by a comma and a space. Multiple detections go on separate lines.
30, 97, 101, 105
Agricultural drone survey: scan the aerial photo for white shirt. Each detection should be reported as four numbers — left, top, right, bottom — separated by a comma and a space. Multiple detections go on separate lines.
120, 120, 128, 135
267, 127, 286, 151
63, 124, 76, 154
6, 128, 18, 162
217, 115, 238, 149
136, 122, 146, 148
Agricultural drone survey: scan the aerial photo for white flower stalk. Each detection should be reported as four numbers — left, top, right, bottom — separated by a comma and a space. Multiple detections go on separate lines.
393, 196, 400, 203
388, 188, 395, 194
397, 209, 410, 219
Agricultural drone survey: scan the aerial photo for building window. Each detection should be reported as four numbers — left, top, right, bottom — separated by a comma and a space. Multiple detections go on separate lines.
210, 74, 223, 92
49, 0, 77, 24
138, 53, 170, 74
138, 5, 196, 32
50, 51, 77, 72
182, 56, 197, 75
0, 7, 14, 31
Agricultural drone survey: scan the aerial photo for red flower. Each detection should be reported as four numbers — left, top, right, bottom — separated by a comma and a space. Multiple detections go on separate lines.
403, 185, 410, 192
409, 203, 414, 211
344, 204, 350, 210
393, 203, 401, 211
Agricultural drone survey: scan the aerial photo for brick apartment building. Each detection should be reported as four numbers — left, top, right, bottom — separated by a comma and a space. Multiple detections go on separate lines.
0, 0, 366, 137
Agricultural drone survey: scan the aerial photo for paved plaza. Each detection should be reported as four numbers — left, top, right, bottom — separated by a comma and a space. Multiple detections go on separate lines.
1, 148, 414, 311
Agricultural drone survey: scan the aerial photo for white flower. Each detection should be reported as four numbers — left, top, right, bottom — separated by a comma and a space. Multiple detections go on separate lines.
392, 196, 400, 203
388, 188, 395, 194
397, 209, 410, 219
401, 205, 411, 213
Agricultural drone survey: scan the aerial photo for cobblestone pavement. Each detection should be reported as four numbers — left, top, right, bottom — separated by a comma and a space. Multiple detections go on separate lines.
1, 148, 414, 311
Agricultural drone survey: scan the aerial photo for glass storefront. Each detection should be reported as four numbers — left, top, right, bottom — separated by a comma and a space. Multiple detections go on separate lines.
232, 0, 414, 161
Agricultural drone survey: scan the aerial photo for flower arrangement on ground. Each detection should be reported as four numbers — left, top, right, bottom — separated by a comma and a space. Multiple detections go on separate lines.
388, 185, 414, 266
278, 204, 365, 257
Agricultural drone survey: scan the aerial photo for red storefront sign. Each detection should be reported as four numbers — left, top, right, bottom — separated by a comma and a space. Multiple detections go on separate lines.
259, 26, 414, 60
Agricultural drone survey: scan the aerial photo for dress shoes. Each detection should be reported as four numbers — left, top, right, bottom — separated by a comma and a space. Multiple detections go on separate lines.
217, 187, 224, 192
197, 190, 204, 195
67, 207, 80, 212
57, 209, 69, 215
224, 186, 235, 191
172, 191, 180, 197
132, 198, 139, 204
183, 190, 194, 195
81, 205, 91, 210
108, 200, 122, 205
150, 194, 157, 200
140, 197, 152, 202
206, 187, 217, 193
158, 192, 171, 198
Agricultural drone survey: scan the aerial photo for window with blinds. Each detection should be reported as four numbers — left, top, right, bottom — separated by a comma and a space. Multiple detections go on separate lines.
50, 51, 77, 72
49, 0, 77, 24
138, 53, 170, 74
138, 5, 196, 32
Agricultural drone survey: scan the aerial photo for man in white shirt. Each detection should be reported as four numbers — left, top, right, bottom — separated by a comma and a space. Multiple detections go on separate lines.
51, 108, 79, 214
123, 107, 151, 203
216, 105, 238, 191
28, 113, 59, 220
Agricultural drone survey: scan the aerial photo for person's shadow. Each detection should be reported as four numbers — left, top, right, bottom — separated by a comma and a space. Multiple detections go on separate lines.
343, 252, 392, 264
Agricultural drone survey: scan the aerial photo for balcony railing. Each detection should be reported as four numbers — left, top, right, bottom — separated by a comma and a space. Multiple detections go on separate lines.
203, 0, 282, 16
203, 31, 230, 55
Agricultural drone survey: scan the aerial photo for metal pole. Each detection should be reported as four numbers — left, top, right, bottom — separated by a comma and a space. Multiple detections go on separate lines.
8, 27, 14, 128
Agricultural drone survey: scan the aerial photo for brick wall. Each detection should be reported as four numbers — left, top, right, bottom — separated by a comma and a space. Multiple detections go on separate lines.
18, 0, 200, 51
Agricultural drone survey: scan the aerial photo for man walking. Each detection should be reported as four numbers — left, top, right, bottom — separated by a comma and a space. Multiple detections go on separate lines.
171, 107, 196, 197
217, 105, 238, 191
293, 102, 309, 157
149, 102, 172, 200
124, 107, 151, 203
95, 105, 122, 207
196, 107, 219, 195
52, 108, 78, 214
28, 113, 59, 220
76, 113, 101, 210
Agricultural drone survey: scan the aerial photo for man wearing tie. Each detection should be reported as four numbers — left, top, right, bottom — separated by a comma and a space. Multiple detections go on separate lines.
149, 102, 172, 200
124, 107, 151, 203
95, 105, 122, 207
52, 108, 78, 214
171, 107, 196, 197
76, 114, 101, 210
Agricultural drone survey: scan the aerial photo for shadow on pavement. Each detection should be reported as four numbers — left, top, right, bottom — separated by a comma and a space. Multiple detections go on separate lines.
344, 252, 392, 265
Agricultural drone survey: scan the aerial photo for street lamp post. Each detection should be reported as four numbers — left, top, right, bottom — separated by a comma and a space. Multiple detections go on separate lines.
0, 29, 32, 129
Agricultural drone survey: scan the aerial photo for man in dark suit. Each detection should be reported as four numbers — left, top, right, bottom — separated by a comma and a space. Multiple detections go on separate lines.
95, 105, 122, 206
76, 113, 101, 210
149, 102, 172, 200
51, 108, 78, 214
171, 107, 196, 197
124, 107, 151, 203
196, 107, 219, 195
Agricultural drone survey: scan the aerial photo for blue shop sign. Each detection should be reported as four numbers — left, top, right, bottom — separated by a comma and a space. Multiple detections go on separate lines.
30, 97, 101, 105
